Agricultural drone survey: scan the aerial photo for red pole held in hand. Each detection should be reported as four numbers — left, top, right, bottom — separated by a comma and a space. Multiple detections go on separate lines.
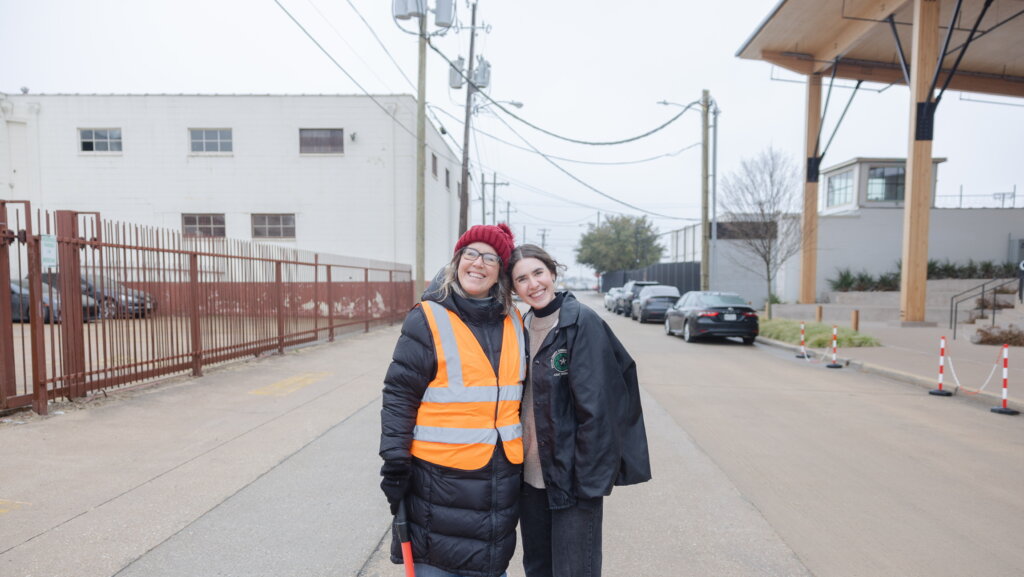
396, 499, 416, 577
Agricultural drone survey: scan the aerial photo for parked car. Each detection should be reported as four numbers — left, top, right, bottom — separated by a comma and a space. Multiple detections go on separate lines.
664, 291, 759, 344
37, 272, 155, 318
9, 280, 101, 323
604, 287, 624, 311
615, 280, 658, 316
631, 285, 681, 323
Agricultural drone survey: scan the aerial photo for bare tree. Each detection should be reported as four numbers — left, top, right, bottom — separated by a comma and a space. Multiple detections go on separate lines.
719, 146, 803, 318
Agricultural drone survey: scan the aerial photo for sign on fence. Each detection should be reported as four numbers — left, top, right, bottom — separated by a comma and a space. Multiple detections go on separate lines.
40, 234, 57, 269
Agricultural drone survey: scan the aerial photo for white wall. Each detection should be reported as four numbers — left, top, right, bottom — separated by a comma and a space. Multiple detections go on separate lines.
0, 93, 459, 273
777, 207, 1024, 302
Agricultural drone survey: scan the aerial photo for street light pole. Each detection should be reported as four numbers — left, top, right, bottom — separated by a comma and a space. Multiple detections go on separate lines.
700, 89, 710, 291
711, 100, 720, 290
458, 1, 478, 236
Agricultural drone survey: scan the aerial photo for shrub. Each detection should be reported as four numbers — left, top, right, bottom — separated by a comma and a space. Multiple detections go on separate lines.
960, 259, 979, 279
876, 271, 900, 291
937, 260, 958, 280
759, 319, 880, 348
974, 324, 1024, 347
852, 271, 875, 291
828, 268, 855, 292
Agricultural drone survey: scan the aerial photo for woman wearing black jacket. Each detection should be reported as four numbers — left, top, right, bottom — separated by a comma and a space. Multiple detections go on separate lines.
379, 224, 525, 577
508, 244, 651, 577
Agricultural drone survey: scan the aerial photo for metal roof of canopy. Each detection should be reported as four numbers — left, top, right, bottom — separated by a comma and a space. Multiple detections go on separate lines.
737, 0, 1024, 98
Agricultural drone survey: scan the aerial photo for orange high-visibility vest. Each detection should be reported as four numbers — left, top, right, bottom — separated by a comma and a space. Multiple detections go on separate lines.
411, 300, 526, 470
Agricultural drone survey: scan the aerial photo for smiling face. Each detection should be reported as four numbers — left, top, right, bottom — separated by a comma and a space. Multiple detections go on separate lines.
457, 241, 501, 298
511, 257, 556, 310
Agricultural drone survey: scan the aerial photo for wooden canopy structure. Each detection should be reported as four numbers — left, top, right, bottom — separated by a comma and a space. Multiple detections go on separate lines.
738, 0, 1024, 323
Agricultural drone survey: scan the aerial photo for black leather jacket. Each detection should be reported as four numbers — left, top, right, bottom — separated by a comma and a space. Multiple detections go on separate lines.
526, 292, 651, 510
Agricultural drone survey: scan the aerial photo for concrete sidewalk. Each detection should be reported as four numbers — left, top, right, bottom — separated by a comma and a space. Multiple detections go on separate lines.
757, 319, 1024, 414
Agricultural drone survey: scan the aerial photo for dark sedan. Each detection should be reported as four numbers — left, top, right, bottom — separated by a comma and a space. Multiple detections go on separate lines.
9, 280, 101, 323
631, 284, 680, 323
38, 272, 155, 318
664, 291, 759, 344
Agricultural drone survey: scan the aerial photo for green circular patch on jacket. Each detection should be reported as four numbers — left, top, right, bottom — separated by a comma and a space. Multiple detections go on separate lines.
550, 349, 569, 374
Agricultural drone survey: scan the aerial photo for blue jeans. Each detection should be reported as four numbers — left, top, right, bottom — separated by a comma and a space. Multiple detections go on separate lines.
413, 564, 507, 577
519, 484, 604, 577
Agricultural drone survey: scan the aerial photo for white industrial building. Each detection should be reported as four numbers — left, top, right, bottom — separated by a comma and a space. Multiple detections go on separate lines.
0, 93, 461, 272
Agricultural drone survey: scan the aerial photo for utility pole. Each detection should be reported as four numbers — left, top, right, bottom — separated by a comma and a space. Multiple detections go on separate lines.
538, 228, 549, 249
491, 172, 508, 224
480, 170, 486, 225
415, 15, 427, 295
700, 89, 711, 291
505, 200, 515, 226
457, 1, 478, 235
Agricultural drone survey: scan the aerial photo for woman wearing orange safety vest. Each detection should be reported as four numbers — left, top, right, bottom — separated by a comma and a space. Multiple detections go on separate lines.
380, 223, 525, 577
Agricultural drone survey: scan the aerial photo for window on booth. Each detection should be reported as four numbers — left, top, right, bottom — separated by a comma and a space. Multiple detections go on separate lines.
866, 166, 905, 202
826, 170, 853, 207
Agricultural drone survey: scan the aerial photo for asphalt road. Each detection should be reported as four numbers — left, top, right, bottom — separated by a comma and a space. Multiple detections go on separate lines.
2, 293, 1021, 577
592, 295, 1024, 577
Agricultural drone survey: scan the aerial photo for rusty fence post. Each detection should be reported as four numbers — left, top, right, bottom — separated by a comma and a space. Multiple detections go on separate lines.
851, 309, 860, 332
815, 305, 823, 323
0, 202, 17, 407
276, 261, 285, 354
189, 253, 203, 377
21, 203, 49, 415
55, 211, 87, 399
327, 265, 335, 342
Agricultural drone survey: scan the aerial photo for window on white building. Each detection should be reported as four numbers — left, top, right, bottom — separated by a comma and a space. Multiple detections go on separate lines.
432, 153, 438, 178
182, 214, 226, 237
252, 214, 296, 239
445, 168, 451, 190
826, 170, 853, 207
299, 129, 344, 154
866, 166, 905, 202
79, 128, 122, 153
190, 129, 233, 153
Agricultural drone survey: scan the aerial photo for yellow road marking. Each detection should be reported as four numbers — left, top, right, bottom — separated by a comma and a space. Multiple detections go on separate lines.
249, 372, 332, 397
0, 499, 30, 515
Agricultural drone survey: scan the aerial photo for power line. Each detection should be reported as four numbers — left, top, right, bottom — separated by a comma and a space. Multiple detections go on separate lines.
427, 39, 697, 147
430, 105, 702, 166
273, 0, 460, 166
488, 109, 695, 220
341, 0, 417, 91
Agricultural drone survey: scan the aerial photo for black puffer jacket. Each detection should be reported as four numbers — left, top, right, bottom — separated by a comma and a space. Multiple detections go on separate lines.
380, 290, 522, 577
527, 292, 651, 510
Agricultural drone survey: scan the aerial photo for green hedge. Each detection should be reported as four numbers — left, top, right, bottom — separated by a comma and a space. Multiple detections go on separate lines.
759, 319, 880, 348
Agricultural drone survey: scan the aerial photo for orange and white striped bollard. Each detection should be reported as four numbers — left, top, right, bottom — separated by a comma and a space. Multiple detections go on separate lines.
992, 344, 1020, 416
826, 325, 842, 369
929, 336, 953, 397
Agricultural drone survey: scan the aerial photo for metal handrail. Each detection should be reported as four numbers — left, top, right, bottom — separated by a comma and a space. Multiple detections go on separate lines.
950, 277, 1018, 339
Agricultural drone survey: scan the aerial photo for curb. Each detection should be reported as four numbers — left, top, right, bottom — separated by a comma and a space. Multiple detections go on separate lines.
755, 337, 1024, 414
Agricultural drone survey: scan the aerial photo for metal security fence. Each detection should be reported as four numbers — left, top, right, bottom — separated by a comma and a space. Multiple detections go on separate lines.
1, 202, 413, 415
601, 262, 701, 296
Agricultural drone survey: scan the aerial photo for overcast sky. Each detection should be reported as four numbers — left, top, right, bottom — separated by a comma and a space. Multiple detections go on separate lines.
2, 0, 1022, 279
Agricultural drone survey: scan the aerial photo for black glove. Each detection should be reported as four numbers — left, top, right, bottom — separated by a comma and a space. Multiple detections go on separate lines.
380, 459, 411, 516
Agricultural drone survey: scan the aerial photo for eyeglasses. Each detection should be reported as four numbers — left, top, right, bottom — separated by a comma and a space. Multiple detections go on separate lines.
461, 247, 501, 267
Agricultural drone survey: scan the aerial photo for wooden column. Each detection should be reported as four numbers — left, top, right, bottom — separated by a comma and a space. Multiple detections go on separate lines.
800, 74, 822, 304
900, 0, 939, 323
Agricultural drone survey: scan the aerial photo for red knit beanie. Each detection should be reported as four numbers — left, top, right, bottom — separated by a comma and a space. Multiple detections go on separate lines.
454, 223, 515, 269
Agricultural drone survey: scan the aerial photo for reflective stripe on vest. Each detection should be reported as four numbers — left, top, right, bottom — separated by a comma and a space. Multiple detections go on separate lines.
411, 300, 525, 470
